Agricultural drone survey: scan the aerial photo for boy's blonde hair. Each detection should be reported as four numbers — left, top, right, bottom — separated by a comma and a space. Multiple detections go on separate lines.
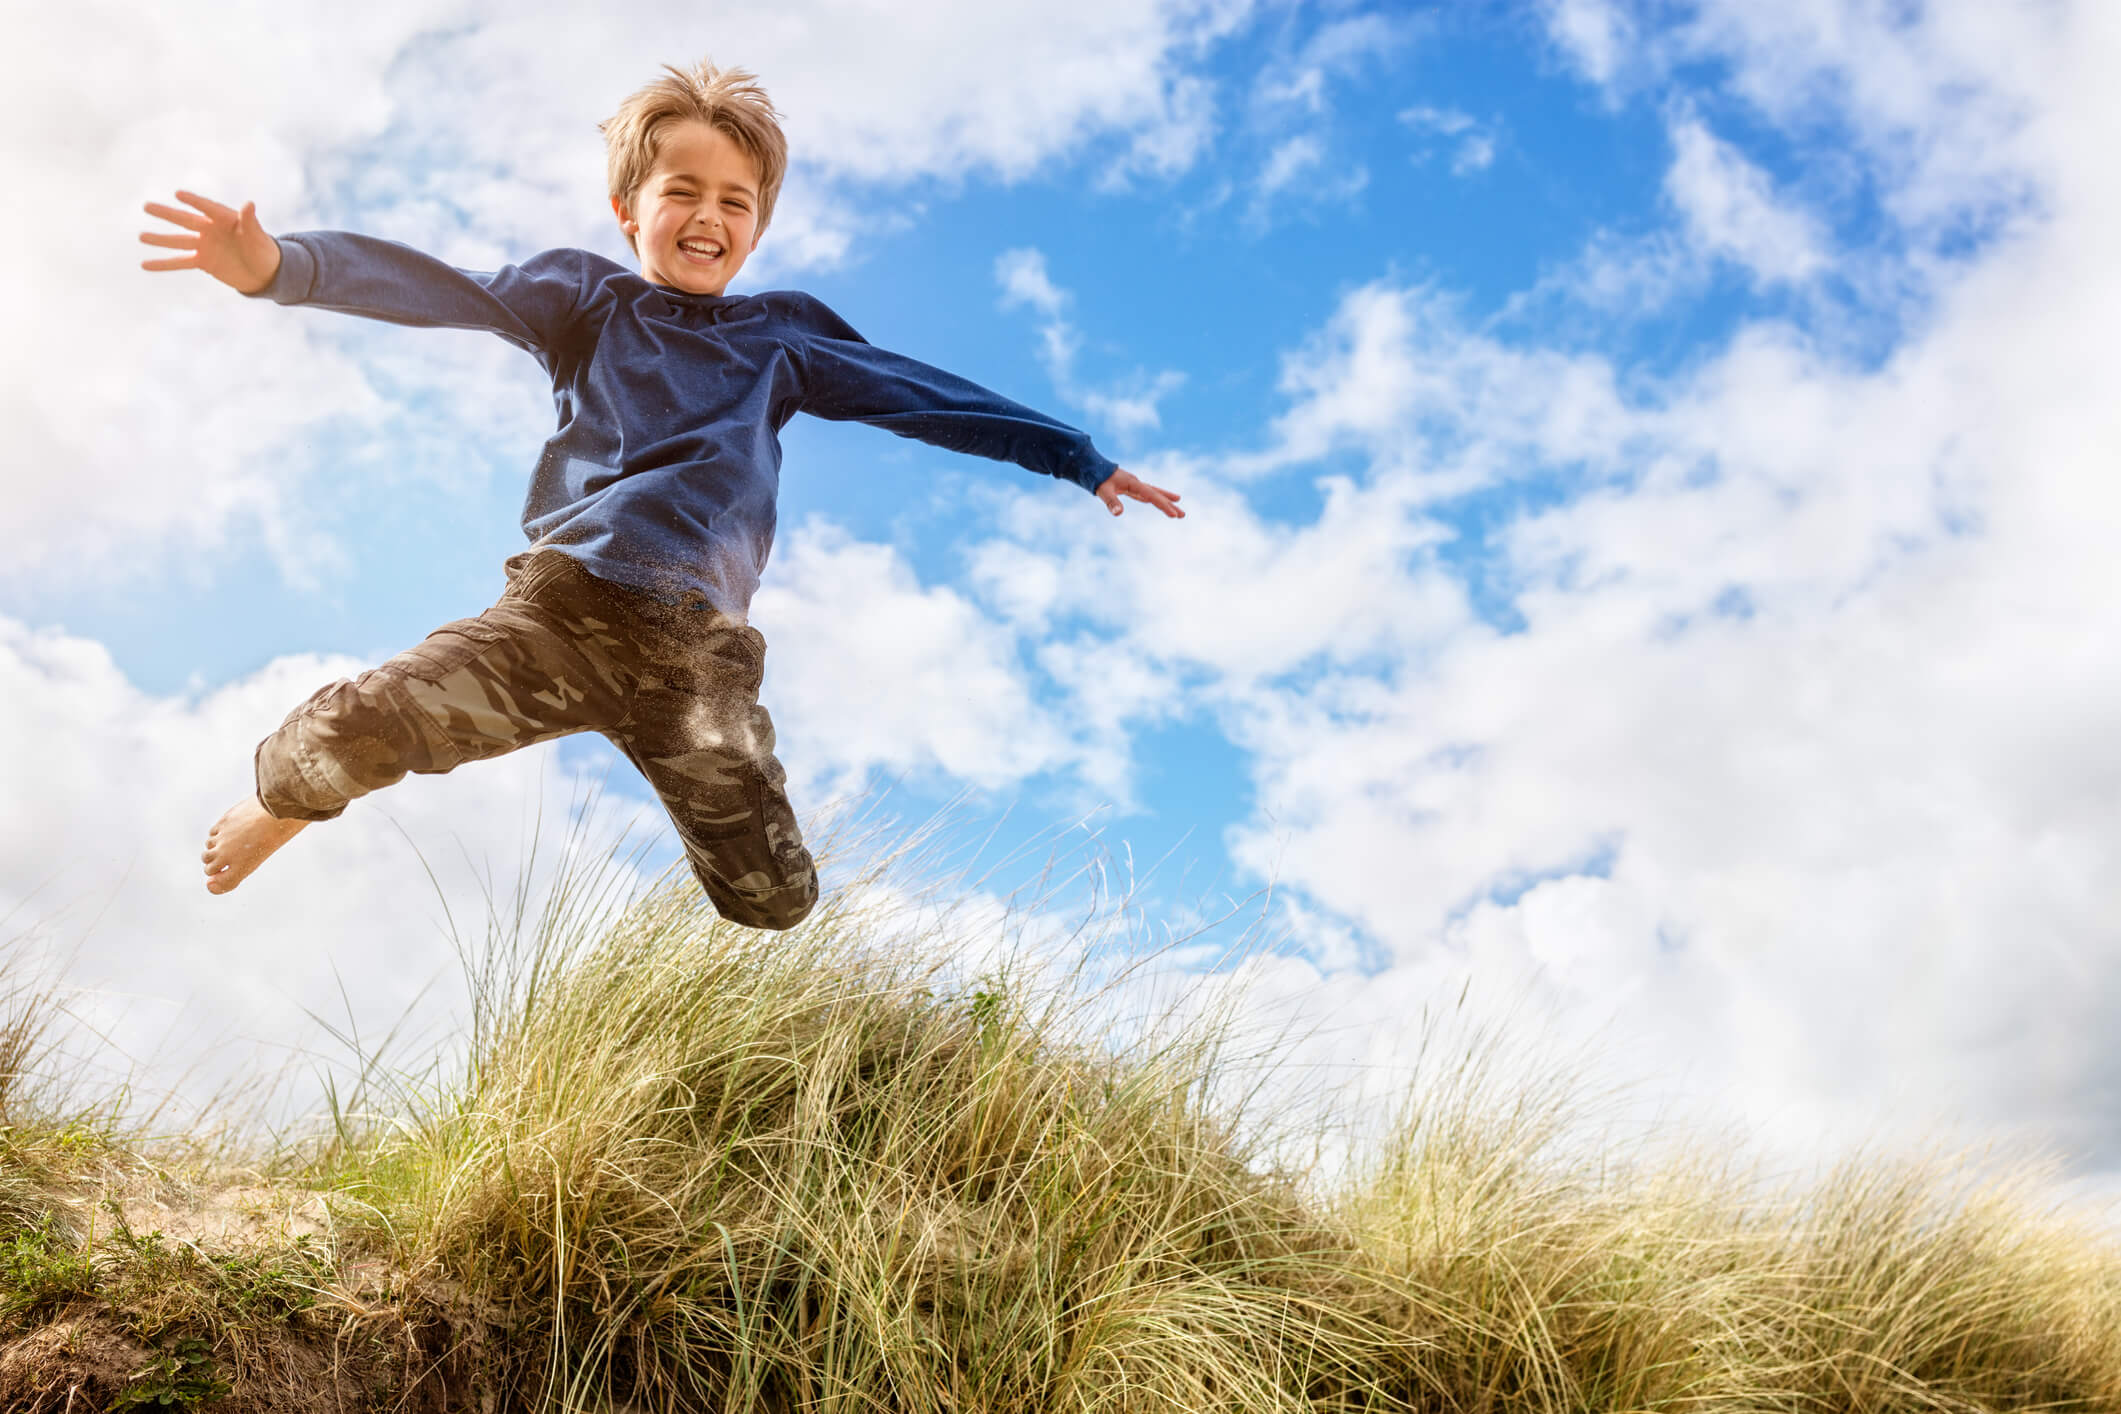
601, 59, 787, 249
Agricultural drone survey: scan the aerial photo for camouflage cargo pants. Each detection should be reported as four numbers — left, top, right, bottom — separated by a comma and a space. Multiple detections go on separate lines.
254, 548, 818, 930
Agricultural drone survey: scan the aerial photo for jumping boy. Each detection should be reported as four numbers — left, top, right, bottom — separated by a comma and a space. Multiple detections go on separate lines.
141, 59, 1182, 929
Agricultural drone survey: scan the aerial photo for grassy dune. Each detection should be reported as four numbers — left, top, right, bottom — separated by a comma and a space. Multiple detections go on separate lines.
2, 842, 2119, 1411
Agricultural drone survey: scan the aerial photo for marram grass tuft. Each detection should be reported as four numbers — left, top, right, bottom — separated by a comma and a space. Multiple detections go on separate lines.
337, 851, 1397, 1414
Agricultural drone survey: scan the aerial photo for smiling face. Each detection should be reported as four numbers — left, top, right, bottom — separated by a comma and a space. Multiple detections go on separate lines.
612, 119, 762, 296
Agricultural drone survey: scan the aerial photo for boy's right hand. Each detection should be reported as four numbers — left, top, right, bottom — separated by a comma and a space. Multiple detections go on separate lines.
140, 190, 282, 294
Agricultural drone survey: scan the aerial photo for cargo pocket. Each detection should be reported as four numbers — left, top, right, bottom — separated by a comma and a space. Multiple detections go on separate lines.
394, 617, 513, 684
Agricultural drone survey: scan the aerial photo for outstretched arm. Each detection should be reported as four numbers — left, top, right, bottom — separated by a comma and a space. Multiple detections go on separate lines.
139, 199, 588, 353
1094, 468, 1184, 519
140, 189, 282, 294
792, 294, 1186, 522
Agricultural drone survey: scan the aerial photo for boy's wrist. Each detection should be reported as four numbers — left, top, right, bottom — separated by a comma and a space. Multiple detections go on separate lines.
245, 236, 313, 304
1076, 451, 1120, 496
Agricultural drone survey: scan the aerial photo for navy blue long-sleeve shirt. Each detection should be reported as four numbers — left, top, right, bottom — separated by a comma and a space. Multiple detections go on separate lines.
253, 232, 1118, 616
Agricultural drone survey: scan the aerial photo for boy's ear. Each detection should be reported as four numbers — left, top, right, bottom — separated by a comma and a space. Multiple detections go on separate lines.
610, 194, 636, 233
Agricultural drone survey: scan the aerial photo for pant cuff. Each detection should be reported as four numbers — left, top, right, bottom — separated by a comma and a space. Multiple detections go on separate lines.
254, 737, 348, 822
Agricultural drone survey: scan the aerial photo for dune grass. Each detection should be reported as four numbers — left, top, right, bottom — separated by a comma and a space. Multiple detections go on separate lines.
321, 837, 1390, 1413
1344, 1059, 2121, 1412
5, 826, 2121, 1411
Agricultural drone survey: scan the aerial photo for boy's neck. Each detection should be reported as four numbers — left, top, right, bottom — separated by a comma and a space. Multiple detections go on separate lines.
647, 274, 732, 299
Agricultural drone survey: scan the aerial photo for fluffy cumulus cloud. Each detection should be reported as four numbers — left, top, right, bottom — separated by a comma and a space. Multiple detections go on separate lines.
1542, 0, 1636, 87
751, 519, 1111, 802
0, 616, 649, 1123
1662, 112, 1829, 285
2, 0, 1250, 593
1521, 0, 2045, 328
1512, 107, 1837, 321
968, 1, 2121, 1165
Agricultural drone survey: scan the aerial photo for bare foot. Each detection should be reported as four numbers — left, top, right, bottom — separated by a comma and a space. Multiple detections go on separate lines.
202, 795, 309, 895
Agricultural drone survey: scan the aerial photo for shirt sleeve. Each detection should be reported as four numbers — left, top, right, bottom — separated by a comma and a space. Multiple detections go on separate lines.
248, 232, 589, 356
787, 294, 1118, 495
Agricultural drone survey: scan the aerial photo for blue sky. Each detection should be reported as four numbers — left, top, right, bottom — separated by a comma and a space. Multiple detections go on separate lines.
8, 0, 2121, 1170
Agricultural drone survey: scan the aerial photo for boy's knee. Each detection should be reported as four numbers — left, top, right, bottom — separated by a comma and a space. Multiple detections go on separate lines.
696, 859, 818, 932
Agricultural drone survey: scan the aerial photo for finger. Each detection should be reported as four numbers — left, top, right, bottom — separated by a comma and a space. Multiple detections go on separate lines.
1134, 485, 1184, 518
138, 231, 196, 249
176, 189, 237, 220
140, 256, 200, 271
143, 201, 208, 231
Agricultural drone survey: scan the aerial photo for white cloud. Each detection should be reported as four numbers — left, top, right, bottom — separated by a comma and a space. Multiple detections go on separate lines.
1246, 134, 1369, 222
1234, 280, 1641, 490
1664, 112, 1830, 285
1504, 111, 1830, 322
1453, 134, 1498, 176
1116, 74, 1223, 185
967, 453, 1465, 687
1548, 0, 2049, 245
1399, 105, 1501, 175
0, 614, 649, 1126
995, 248, 1069, 320
1257, 135, 1324, 197
1507, 227, 1702, 322
1678, 0, 2044, 236
751, 519, 1107, 801
1542, 0, 1636, 86
995, 248, 1187, 441
1258, 12, 1424, 112
1223, 9, 1406, 230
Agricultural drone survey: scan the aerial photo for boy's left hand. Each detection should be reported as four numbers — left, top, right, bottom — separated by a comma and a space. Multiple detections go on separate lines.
1096, 469, 1185, 519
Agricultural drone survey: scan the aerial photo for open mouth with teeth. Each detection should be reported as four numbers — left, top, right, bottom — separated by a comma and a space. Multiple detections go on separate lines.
678, 238, 724, 263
